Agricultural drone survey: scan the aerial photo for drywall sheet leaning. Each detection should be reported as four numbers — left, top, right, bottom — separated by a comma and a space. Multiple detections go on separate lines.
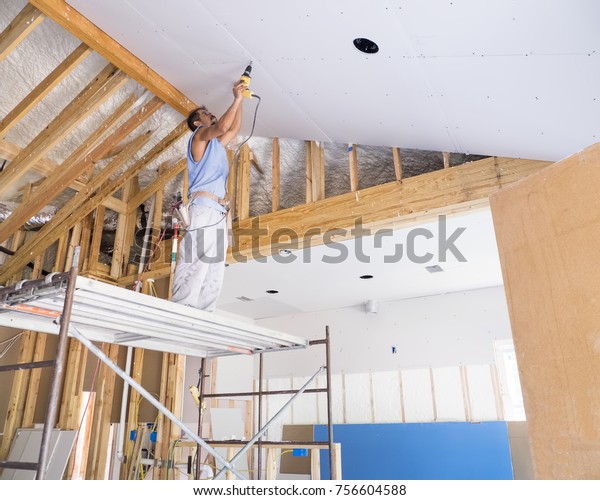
490, 141, 600, 479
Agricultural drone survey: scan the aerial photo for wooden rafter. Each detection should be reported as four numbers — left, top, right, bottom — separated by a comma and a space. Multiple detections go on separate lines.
237, 144, 251, 220
0, 122, 187, 282
29, 0, 195, 116
0, 64, 127, 198
0, 139, 125, 213
0, 95, 163, 243
0, 93, 137, 243
0, 130, 153, 283
0, 43, 92, 138
0, 4, 45, 61
230, 156, 552, 262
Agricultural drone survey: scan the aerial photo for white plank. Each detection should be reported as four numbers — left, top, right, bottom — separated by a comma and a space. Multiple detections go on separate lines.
344, 372, 373, 424
371, 371, 402, 423
432, 366, 466, 421
466, 364, 499, 421
401, 368, 434, 422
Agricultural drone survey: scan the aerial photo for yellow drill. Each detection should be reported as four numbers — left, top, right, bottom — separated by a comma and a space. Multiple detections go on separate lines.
240, 63, 253, 98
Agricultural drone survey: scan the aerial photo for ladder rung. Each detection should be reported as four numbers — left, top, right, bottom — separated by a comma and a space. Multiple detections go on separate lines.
0, 461, 38, 471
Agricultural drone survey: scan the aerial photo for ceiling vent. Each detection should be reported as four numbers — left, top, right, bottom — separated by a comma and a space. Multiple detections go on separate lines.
425, 265, 444, 273
236, 296, 254, 302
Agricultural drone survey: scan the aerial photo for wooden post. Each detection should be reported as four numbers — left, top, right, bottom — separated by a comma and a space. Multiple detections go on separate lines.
331, 443, 342, 479
272, 137, 280, 212
443, 151, 450, 169
87, 206, 105, 274
305, 141, 313, 203
226, 149, 237, 221
310, 449, 321, 480
237, 144, 251, 220
349, 144, 358, 192
392, 147, 403, 181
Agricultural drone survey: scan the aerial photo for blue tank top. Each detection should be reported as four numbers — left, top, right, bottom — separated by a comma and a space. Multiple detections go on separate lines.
187, 127, 229, 212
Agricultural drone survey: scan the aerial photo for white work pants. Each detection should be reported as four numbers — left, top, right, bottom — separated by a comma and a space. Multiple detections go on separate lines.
171, 204, 228, 312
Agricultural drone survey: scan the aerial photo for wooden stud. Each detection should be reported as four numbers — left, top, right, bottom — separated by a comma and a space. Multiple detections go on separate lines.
331, 443, 342, 480
29, 0, 195, 116
443, 151, 450, 169
121, 347, 145, 479
0, 4, 45, 61
79, 213, 94, 273
148, 191, 164, 271
87, 206, 105, 274
310, 449, 321, 480
305, 141, 313, 203
349, 144, 359, 192
272, 137, 280, 212
0, 331, 38, 460
237, 144, 251, 220
392, 147, 403, 181
0, 64, 127, 198
265, 447, 278, 480
226, 149, 237, 221
0, 43, 91, 137
319, 143, 326, 200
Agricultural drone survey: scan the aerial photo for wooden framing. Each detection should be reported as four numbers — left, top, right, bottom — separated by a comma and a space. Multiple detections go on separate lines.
272, 138, 280, 211
237, 144, 251, 220
0, 4, 45, 61
29, 0, 195, 116
349, 144, 359, 192
230, 156, 552, 262
0, 139, 125, 212
0, 64, 127, 197
392, 147, 403, 181
128, 158, 187, 211
0, 43, 91, 137
0, 92, 146, 243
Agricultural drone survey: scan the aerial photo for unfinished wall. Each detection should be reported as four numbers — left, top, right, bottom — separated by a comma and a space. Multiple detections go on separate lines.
490, 142, 600, 479
255, 285, 512, 377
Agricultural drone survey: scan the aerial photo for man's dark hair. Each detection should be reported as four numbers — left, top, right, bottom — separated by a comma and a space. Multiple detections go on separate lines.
187, 107, 204, 132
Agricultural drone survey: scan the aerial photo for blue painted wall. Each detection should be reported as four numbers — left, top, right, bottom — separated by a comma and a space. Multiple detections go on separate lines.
314, 422, 513, 480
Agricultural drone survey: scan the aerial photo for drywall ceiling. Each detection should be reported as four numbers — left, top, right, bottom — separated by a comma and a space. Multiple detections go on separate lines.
218, 208, 503, 319
66, 0, 600, 161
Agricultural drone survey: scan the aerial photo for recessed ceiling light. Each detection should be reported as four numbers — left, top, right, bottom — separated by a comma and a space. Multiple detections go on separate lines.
278, 249, 292, 256
353, 38, 379, 54
426, 265, 444, 273
266, 289, 279, 294
359, 274, 374, 280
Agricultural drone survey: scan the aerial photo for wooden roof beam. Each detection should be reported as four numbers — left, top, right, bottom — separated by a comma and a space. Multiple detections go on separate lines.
0, 4, 45, 61
0, 122, 188, 282
0, 63, 127, 198
0, 43, 92, 138
0, 139, 125, 212
229, 156, 553, 263
0, 92, 152, 243
128, 158, 186, 211
29, 0, 195, 116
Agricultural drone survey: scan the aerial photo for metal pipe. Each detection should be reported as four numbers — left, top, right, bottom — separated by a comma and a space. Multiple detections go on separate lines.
117, 196, 155, 466
214, 365, 325, 480
36, 248, 80, 480
69, 326, 245, 480
0, 461, 38, 471
325, 325, 334, 479
195, 358, 206, 480
0, 360, 54, 372
257, 352, 264, 480
202, 388, 327, 398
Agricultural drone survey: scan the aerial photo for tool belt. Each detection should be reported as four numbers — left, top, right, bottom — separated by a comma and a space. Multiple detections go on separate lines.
179, 191, 233, 247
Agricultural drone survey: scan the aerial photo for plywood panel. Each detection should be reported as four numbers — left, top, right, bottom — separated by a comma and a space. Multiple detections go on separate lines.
432, 367, 466, 421
490, 141, 600, 479
401, 368, 434, 422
